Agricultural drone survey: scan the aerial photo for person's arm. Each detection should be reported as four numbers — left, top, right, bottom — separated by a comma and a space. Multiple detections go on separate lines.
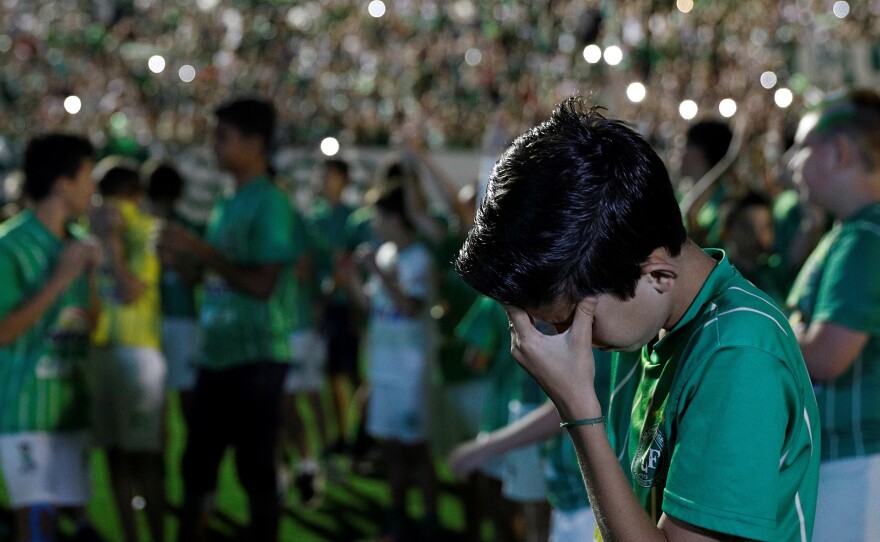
399, 161, 445, 245
0, 240, 99, 346
90, 205, 147, 304
793, 229, 880, 382
507, 300, 740, 542
338, 249, 370, 312
159, 220, 282, 300
795, 320, 868, 381
448, 401, 560, 478
406, 146, 474, 227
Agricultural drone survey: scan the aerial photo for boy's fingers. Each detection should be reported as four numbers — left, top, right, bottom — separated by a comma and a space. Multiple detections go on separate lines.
569, 297, 599, 350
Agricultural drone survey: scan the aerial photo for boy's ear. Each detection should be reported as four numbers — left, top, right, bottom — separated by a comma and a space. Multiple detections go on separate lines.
641, 247, 677, 293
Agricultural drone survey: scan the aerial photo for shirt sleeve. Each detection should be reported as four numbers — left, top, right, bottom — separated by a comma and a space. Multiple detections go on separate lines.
813, 227, 880, 335
661, 347, 792, 541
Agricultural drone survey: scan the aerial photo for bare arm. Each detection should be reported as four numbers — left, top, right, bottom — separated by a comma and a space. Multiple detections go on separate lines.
159, 222, 282, 300
0, 241, 99, 346
794, 319, 869, 381
507, 300, 741, 542
399, 162, 445, 245
448, 401, 560, 478
90, 205, 146, 304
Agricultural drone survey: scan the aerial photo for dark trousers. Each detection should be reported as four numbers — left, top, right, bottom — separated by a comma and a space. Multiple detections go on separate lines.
179, 361, 289, 542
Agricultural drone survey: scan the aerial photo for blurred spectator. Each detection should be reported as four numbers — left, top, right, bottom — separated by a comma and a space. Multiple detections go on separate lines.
89, 157, 166, 542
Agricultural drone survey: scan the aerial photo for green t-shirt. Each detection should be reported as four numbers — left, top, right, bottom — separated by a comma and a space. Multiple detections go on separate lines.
541, 349, 613, 512
199, 177, 296, 369
608, 250, 820, 541
0, 211, 92, 433
309, 198, 353, 281
455, 296, 520, 433
786, 202, 880, 461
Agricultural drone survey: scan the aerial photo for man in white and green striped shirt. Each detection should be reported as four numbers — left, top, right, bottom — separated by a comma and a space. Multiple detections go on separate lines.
0, 134, 100, 542
787, 88, 880, 541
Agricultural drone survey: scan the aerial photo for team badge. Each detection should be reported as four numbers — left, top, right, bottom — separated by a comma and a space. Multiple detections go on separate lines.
631, 422, 669, 488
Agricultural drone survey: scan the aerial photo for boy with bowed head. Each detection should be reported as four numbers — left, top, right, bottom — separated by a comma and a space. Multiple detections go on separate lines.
455, 96, 820, 542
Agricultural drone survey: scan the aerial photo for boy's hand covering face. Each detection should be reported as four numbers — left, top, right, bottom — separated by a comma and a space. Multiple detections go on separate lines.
505, 298, 600, 418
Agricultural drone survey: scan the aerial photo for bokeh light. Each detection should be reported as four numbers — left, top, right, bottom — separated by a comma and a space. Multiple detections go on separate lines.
368, 0, 386, 18
774, 88, 794, 108
321, 137, 340, 156
760, 71, 777, 89
178, 65, 196, 83
582, 44, 602, 64
464, 48, 482, 66
626, 82, 646, 103
603, 45, 623, 66
148, 55, 165, 74
63, 95, 82, 115
719, 98, 737, 118
676, 0, 694, 13
833, 1, 850, 18
679, 100, 698, 120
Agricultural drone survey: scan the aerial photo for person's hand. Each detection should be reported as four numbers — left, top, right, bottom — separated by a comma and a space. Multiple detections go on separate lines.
54, 239, 100, 285
88, 205, 123, 240
448, 438, 493, 479
157, 221, 200, 265
353, 243, 378, 274
506, 298, 602, 420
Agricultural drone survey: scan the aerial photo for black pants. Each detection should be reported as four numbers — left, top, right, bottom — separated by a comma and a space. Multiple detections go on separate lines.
179, 361, 289, 542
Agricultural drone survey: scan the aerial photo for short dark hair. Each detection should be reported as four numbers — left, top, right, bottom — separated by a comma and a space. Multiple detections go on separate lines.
686, 120, 733, 169
23, 133, 93, 202
374, 183, 414, 230
324, 158, 350, 179
214, 97, 276, 151
455, 97, 687, 308
813, 88, 880, 170
96, 157, 142, 198
142, 160, 184, 203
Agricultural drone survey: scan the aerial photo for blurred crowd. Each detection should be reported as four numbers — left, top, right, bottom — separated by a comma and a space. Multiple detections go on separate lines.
0, 0, 878, 162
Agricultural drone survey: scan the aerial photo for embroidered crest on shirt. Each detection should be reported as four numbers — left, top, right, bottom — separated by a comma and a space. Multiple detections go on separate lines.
632, 422, 669, 488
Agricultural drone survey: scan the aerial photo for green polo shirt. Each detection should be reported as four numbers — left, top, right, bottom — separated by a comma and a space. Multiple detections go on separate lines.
608, 250, 819, 541
199, 176, 295, 370
787, 202, 880, 461
0, 211, 92, 433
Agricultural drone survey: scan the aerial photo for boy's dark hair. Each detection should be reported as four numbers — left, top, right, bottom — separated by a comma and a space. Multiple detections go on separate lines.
22, 134, 93, 202
723, 191, 772, 229
686, 119, 733, 169
373, 183, 414, 230
325, 158, 350, 179
142, 160, 184, 203
96, 157, 142, 198
455, 96, 687, 308
214, 97, 276, 152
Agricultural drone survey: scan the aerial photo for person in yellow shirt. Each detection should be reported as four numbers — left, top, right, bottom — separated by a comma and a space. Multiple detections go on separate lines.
89, 158, 166, 542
